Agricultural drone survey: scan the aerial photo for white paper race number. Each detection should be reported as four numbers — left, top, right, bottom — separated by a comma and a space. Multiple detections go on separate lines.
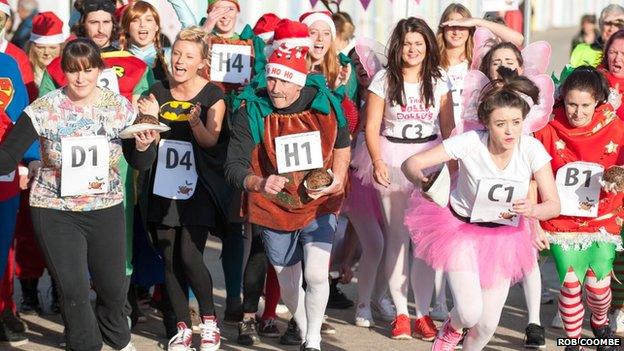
274, 131, 324, 174
153, 139, 198, 200
470, 178, 529, 227
210, 44, 252, 84
556, 162, 604, 218
390, 121, 435, 139
97, 68, 120, 94
60, 136, 110, 197
0, 170, 15, 182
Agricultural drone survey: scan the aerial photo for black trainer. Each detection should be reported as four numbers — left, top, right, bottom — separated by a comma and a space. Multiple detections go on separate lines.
524, 323, 546, 349
258, 318, 281, 338
591, 321, 624, 351
327, 279, 354, 309
0, 319, 28, 346
1, 310, 26, 334
237, 318, 259, 346
280, 318, 302, 345
300, 342, 320, 351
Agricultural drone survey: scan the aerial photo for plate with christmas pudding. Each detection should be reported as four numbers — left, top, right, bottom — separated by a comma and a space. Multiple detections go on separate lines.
304, 168, 334, 192
119, 115, 170, 139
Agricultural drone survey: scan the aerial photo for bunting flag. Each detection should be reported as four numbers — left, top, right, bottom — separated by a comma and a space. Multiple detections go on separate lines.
311, 0, 421, 10
360, 0, 372, 9
309, 0, 319, 6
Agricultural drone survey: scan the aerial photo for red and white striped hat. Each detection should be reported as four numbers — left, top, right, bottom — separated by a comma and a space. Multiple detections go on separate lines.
30, 12, 67, 45
0, 0, 10, 16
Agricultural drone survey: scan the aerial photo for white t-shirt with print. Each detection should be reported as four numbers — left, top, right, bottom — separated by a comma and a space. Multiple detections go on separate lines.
368, 69, 451, 140
446, 61, 469, 127
443, 130, 552, 217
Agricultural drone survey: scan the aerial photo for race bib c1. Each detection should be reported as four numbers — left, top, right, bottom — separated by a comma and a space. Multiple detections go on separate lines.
470, 178, 529, 227
556, 161, 604, 218
153, 139, 198, 200
209, 44, 252, 84
97, 68, 120, 94
274, 131, 324, 174
60, 136, 110, 197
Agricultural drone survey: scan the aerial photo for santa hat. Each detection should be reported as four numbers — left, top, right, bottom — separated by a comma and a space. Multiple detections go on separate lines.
253, 13, 280, 43
265, 43, 309, 87
208, 0, 240, 11
30, 12, 67, 45
0, 0, 10, 16
299, 11, 336, 38
272, 19, 312, 50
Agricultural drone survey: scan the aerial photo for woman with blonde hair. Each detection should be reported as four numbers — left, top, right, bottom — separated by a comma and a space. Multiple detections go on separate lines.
138, 26, 227, 351
26, 12, 66, 86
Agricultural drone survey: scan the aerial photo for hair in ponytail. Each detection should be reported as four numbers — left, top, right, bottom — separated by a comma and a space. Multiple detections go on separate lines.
561, 65, 609, 103
477, 73, 540, 125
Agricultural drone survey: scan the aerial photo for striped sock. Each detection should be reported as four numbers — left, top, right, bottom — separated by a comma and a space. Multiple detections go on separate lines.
559, 270, 584, 339
586, 270, 612, 328
611, 253, 624, 309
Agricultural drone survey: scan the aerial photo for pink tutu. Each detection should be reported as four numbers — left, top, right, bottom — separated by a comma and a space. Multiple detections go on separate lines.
351, 135, 440, 194
405, 192, 536, 289
342, 170, 384, 224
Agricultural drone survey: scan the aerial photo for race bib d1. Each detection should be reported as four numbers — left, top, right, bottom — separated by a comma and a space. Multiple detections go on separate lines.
97, 68, 120, 94
209, 44, 252, 84
470, 178, 529, 227
556, 161, 604, 218
274, 131, 324, 174
60, 136, 110, 197
389, 120, 436, 140
153, 139, 198, 200
0, 170, 15, 182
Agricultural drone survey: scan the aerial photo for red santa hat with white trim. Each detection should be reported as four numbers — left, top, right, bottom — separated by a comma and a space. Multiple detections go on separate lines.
271, 18, 312, 50
30, 12, 68, 45
0, 0, 10, 16
265, 21, 310, 87
299, 11, 336, 38
253, 13, 281, 44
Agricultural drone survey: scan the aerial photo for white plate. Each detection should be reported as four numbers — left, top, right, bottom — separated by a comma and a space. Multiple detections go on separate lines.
119, 123, 170, 139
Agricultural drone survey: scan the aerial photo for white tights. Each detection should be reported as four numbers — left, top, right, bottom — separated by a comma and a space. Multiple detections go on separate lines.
379, 191, 434, 317
522, 264, 542, 325
447, 270, 510, 351
273, 242, 332, 350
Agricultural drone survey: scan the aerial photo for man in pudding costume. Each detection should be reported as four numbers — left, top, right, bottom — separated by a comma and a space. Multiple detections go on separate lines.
225, 20, 350, 351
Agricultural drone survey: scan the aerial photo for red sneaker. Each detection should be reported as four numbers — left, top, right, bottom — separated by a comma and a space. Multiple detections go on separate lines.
413, 315, 438, 341
391, 314, 412, 340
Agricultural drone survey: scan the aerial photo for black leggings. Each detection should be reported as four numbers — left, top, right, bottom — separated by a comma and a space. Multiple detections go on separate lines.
154, 225, 215, 326
243, 227, 267, 313
31, 204, 130, 351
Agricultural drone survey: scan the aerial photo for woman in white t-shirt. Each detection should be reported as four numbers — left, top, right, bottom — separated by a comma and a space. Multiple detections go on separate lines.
402, 75, 560, 350
352, 17, 454, 340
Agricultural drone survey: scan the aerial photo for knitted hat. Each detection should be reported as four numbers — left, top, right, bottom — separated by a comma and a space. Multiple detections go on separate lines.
30, 12, 67, 45
272, 19, 312, 49
253, 13, 280, 43
299, 11, 336, 38
208, 0, 240, 11
265, 43, 309, 87
79, 0, 116, 16
0, 0, 10, 16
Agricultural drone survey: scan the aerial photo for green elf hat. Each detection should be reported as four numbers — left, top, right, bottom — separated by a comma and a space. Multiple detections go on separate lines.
208, 0, 240, 11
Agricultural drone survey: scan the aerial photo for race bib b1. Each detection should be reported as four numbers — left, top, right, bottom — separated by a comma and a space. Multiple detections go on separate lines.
153, 139, 198, 200
470, 178, 529, 227
556, 162, 604, 218
60, 136, 110, 197
274, 131, 324, 174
